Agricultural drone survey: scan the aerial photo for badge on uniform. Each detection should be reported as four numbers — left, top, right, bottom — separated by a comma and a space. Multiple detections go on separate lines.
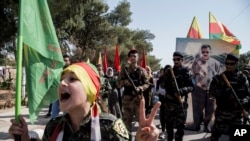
113, 118, 129, 139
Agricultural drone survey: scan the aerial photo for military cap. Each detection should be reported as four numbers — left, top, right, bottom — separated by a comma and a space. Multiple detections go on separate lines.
128, 48, 138, 56
173, 51, 183, 58
226, 53, 239, 61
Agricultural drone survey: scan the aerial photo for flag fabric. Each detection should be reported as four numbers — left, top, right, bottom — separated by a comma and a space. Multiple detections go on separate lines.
103, 48, 108, 73
97, 52, 102, 65
86, 58, 90, 63
140, 49, 146, 69
209, 12, 241, 49
21, 0, 64, 123
114, 44, 121, 72
187, 16, 203, 38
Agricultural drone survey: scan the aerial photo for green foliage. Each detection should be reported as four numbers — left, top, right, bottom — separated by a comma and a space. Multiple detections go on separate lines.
239, 51, 250, 69
0, 0, 161, 70
0, 0, 18, 56
107, 0, 132, 26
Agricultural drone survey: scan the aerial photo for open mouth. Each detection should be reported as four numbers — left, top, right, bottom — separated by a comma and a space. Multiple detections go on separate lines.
60, 92, 71, 101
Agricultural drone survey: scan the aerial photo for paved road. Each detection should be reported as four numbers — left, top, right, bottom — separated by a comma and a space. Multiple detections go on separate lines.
0, 106, 229, 141
0, 106, 49, 140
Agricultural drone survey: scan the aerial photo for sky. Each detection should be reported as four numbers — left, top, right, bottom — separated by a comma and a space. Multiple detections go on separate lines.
105, 0, 250, 67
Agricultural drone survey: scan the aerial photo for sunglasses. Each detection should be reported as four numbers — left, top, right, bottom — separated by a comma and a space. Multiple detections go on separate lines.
202, 51, 209, 54
225, 62, 236, 66
173, 58, 181, 61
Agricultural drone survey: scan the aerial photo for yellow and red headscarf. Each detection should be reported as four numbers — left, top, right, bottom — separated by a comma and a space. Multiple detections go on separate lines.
51, 62, 101, 140
62, 62, 100, 105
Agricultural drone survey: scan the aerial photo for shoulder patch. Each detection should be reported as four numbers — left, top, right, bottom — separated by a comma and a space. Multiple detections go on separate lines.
113, 118, 129, 139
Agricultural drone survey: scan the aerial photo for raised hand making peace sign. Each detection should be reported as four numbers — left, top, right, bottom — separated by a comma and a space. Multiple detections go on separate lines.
136, 98, 161, 141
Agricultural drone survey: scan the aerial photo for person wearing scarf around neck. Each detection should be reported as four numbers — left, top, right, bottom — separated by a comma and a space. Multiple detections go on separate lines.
9, 62, 161, 141
105, 67, 123, 118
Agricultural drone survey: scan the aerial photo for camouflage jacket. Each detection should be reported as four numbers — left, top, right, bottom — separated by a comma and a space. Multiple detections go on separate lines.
119, 66, 150, 96
105, 75, 119, 90
42, 112, 129, 141
163, 66, 194, 104
209, 70, 250, 111
100, 76, 112, 99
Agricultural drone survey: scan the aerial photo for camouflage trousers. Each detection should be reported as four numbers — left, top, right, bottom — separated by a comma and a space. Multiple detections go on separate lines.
165, 103, 186, 141
211, 110, 242, 141
122, 95, 140, 133
108, 89, 123, 118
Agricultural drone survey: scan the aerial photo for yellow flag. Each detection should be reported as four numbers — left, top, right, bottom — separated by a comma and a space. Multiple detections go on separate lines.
97, 52, 102, 65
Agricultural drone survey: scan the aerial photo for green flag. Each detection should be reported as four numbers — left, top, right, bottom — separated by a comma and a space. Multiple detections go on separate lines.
21, 0, 64, 123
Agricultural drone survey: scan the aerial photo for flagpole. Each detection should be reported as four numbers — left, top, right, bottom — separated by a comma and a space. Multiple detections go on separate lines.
15, 0, 24, 140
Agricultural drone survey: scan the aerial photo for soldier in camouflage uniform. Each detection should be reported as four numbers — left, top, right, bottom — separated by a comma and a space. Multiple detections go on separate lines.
97, 64, 113, 113
209, 54, 250, 141
163, 52, 194, 141
119, 49, 150, 140
9, 62, 161, 141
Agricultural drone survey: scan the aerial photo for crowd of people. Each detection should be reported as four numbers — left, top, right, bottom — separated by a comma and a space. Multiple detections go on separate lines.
154, 50, 250, 141
8, 46, 250, 141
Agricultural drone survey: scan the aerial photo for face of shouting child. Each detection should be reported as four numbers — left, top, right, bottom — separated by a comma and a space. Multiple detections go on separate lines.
58, 71, 90, 113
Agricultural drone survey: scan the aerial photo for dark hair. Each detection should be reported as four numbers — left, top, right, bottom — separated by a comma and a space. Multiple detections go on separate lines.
201, 44, 211, 50
173, 51, 183, 58
63, 54, 70, 58
163, 65, 171, 74
127, 49, 138, 57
